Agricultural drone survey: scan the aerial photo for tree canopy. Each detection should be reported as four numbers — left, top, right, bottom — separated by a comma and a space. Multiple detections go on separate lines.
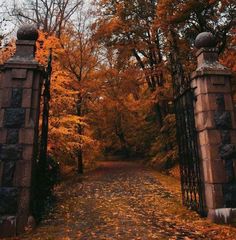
0, 0, 235, 171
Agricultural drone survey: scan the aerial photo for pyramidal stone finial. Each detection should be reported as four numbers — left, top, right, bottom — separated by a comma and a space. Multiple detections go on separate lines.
195, 32, 216, 49
17, 25, 39, 41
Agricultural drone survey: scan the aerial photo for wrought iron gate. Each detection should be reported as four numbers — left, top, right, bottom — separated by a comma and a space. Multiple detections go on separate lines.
175, 85, 206, 216
39, 49, 52, 168
32, 50, 52, 220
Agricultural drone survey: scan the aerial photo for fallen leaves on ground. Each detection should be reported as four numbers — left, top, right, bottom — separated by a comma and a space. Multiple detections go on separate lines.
9, 161, 236, 240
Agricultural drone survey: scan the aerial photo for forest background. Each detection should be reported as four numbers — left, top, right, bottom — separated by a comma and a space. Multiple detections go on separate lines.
0, 0, 235, 175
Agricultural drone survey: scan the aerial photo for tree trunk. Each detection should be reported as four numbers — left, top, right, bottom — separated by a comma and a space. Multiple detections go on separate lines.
117, 131, 130, 157
77, 94, 83, 174
168, 29, 186, 93
77, 145, 83, 174
115, 112, 130, 157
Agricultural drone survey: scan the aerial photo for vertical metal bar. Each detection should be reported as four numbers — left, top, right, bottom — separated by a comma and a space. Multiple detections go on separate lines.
189, 89, 206, 216
175, 85, 206, 217
175, 98, 185, 205
39, 49, 52, 170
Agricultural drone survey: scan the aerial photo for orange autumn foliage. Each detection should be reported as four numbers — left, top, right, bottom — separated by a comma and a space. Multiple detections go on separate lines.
0, 40, 16, 65
0, 0, 234, 172
36, 31, 100, 168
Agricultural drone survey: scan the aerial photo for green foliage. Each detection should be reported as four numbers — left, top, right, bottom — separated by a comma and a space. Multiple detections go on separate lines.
148, 114, 178, 170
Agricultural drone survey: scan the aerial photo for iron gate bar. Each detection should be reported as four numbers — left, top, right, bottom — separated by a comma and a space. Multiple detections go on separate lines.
175, 87, 206, 217
32, 48, 52, 221
39, 49, 52, 169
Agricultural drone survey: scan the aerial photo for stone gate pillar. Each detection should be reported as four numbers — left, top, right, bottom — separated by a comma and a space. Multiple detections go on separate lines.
192, 32, 236, 223
0, 25, 43, 237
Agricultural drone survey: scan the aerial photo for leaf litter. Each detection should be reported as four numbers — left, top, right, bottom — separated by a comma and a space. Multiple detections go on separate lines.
8, 161, 236, 240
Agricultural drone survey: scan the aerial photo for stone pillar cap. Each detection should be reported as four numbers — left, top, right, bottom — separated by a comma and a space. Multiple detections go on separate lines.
17, 25, 39, 41
195, 32, 216, 49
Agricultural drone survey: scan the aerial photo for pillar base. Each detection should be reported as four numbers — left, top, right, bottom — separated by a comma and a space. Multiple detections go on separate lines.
0, 216, 17, 237
208, 208, 236, 224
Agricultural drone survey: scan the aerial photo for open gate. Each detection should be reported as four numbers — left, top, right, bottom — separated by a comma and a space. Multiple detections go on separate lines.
39, 49, 52, 168
32, 50, 52, 220
174, 84, 206, 217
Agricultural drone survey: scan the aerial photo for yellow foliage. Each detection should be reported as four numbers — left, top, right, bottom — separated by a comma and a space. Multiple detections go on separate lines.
36, 31, 101, 167
0, 40, 16, 64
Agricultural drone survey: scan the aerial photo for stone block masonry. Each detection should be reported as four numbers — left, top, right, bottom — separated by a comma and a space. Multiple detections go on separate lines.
0, 25, 44, 237
192, 32, 236, 223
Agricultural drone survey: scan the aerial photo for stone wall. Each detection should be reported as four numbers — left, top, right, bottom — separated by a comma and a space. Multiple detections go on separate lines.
0, 26, 44, 237
192, 32, 236, 223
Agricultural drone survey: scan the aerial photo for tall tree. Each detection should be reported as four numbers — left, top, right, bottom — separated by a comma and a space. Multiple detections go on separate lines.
58, 21, 101, 173
11, 0, 82, 37
93, 0, 170, 127
85, 48, 160, 157
0, 1, 15, 46
156, 0, 236, 90
9, 1, 101, 172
